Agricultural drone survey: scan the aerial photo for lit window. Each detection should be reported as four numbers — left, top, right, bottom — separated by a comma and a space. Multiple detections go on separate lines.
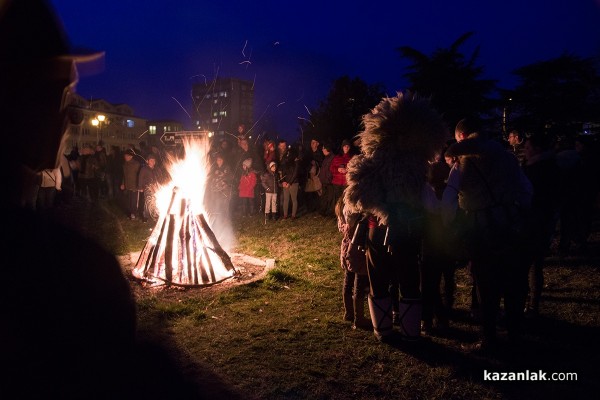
212, 118, 218, 123
127, 119, 135, 128
149, 125, 156, 135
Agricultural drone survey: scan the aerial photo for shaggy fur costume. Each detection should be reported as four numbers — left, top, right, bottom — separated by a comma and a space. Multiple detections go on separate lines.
344, 92, 448, 226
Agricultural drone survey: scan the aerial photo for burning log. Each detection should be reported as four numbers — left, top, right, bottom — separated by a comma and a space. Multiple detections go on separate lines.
132, 186, 238, 287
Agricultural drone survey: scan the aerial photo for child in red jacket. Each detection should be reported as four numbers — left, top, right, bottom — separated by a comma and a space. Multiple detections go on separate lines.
238, 158, 257, 217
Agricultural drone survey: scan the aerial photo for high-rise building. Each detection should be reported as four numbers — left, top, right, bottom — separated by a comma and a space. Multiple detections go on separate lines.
192, 77, 254, 137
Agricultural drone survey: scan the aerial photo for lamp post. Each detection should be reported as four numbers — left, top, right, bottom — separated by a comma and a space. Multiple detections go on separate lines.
502, 98, 512, 138
91, 114, 106, 144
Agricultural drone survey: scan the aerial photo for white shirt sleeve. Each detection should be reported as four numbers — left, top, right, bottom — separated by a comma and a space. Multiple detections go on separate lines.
53, 167, 62, 191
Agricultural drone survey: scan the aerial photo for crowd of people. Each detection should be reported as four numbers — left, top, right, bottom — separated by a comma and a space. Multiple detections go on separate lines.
202, 127, 360, 225
341, 99, 599, 351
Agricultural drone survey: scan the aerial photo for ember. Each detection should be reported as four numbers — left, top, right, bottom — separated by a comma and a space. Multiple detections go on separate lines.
132, 137, 238, 287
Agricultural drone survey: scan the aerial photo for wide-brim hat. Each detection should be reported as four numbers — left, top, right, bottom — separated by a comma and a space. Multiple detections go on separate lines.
1, 0, 105, 80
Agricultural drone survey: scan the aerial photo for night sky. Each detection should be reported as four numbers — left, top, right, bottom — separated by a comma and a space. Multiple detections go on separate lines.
50, 0, 600, 142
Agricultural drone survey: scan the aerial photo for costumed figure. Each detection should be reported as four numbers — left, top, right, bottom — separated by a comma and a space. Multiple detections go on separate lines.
344, 92, 447, 343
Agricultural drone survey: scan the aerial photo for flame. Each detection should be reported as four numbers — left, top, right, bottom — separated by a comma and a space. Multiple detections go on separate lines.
153, 138, 210, 217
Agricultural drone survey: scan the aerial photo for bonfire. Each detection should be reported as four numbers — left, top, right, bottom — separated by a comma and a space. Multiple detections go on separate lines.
132, 137, 238, 287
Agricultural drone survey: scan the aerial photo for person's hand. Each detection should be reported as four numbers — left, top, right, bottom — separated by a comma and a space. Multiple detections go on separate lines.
120, 184, 125, 190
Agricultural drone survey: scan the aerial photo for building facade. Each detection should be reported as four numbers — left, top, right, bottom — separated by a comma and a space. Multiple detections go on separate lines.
65, 93, 149, 151
191, 77, 254, 137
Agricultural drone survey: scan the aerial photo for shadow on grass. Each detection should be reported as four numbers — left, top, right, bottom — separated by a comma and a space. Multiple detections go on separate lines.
380, 314, 600, 400
130, 312, 250, 400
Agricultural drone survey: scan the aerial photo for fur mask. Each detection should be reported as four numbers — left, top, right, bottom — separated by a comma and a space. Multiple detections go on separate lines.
344, 92, 448, 225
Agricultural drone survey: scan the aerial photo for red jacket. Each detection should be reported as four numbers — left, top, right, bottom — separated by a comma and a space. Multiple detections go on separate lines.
330, 153, 353, 186
238, 171, 257, 198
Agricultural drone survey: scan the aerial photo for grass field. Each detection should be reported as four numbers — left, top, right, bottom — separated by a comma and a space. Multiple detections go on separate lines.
54, 196, 600, 399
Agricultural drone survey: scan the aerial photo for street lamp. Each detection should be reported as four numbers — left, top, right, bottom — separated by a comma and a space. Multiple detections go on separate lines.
91, 114, 106, 144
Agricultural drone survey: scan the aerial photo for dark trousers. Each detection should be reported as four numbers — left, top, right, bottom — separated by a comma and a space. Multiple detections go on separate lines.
366, 226, 421, 300
318, 184, 335, 217
470, 251, 529, 342
421, 253, 452, 325
125, 190, 140, 216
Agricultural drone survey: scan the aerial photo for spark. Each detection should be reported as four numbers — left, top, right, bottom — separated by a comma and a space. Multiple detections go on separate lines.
251, 73, 256, 90
297, 116, 314, 127
304, 105, 312, 115
242, 40, 248, 57
239, 60, 251, 65
247, 105, 270, 140
296, 90, 304, 101
273, 41, 280, 46
172, 97, 192, 119
277, 102, 286, 107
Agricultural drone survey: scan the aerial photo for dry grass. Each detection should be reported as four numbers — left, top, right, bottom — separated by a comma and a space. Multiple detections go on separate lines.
53, 196, 600, 399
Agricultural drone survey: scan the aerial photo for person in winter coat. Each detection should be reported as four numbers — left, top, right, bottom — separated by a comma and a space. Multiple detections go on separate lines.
137, 153, 160, 222
318, 142, 336, 216
120, 149, 141, 219
330, 139, 353, 206
238, 158, 257, 217
261, 161, 279, 220
336, 196, 371, 330
443, 117, 533, 352
279, 143, 300, 219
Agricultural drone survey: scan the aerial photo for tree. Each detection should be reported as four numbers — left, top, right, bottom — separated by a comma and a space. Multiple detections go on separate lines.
397, 32, 497, 132
300, 76, 385, 148
504, 54, 600, 138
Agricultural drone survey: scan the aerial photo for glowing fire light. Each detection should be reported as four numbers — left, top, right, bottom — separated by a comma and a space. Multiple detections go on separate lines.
132, 137, 238, 287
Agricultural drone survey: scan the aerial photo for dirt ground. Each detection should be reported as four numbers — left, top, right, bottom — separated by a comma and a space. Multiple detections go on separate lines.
119, 251, 275, 301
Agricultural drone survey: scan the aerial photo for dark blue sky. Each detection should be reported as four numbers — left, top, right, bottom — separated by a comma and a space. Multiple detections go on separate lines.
51, 0, 600, 141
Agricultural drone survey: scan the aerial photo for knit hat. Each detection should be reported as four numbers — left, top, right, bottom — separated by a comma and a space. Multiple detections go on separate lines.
124, 149, 135, 156
268, 161, 277, 169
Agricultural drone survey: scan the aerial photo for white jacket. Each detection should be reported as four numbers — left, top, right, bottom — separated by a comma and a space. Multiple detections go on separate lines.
40, 168, 62, 190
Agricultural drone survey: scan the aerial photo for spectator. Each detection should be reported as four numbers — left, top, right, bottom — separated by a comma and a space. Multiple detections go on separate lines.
444, 117, 533, 352
120, 148, 141, 219
238, 158, 257, 217
507, 129, 526, 166
279, 143, 301, 220
36, 167, 62, 212
138, 153, 160, 223
77, 145, 100, 202
263, 138, 276, 170
106, 145, 123, 200
206, 152, 234, 233
318, 141, 335, 216
0, 1, 136, 396
330, 139, 353, 206
336, 196, 371, 330
261, 161, 279, 221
